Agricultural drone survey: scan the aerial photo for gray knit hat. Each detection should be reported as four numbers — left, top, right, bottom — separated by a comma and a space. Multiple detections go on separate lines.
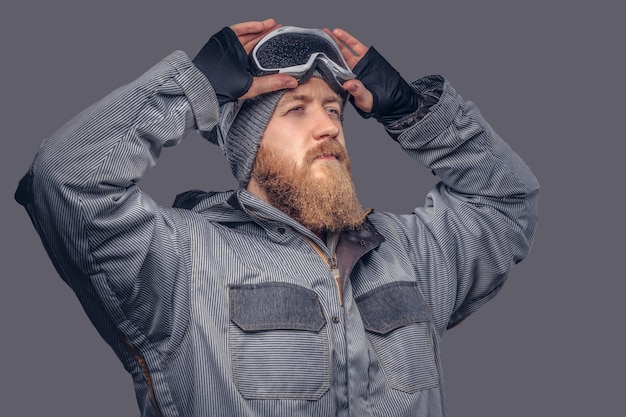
206, 70, 349, 188
222, 91, 285, 187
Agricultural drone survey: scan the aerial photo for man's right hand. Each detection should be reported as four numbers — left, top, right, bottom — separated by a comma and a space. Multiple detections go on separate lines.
193, 18, 297, 106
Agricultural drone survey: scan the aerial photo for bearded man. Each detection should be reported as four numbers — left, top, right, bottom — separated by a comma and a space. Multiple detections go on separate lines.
16, 18, 539, 417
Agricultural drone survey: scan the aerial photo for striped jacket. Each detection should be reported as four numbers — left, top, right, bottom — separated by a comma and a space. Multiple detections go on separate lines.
17, 51, 539, 416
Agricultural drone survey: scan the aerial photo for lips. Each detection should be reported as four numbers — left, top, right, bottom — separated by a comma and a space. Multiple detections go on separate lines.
306, 142, 346, 164
314, 152, 339, 160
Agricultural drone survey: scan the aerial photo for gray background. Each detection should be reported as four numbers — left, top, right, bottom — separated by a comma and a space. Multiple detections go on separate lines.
1, 0, 623, 415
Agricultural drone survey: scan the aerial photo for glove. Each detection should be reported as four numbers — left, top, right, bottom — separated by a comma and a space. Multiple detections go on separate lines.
192, 27, 253, 106
350, 47, 420, 125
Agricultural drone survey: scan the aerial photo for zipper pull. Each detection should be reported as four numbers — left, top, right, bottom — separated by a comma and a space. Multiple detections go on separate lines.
330, 257, 343, 306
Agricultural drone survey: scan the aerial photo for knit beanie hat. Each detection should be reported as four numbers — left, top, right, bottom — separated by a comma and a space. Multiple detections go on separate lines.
223, 91, 285, 188
205, 70, 349, 188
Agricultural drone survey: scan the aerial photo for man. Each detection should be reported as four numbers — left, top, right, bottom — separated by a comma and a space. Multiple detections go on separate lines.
16, 18, 539, 417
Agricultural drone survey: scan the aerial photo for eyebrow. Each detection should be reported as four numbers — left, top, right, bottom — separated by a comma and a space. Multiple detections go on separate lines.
278, 93, 343, 108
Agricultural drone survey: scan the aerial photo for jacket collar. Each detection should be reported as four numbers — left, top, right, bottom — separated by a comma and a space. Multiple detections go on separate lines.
174, 188, 384, 254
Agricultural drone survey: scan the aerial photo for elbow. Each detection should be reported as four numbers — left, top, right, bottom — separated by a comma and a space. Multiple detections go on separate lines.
512, 186, 540, 264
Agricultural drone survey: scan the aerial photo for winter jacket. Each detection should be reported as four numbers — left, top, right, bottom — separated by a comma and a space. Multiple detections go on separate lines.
16, 50, 539, 417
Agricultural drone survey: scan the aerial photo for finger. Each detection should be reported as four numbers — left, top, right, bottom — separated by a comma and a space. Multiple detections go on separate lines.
230, 18, 277, 48
230, 18, 275, 37
332, 28, 369, 57
322, 28, 354, 63
323, 28, 368, 69
342, 79, 373, 113
240, 74, 298, 100
240, 24, 283, 53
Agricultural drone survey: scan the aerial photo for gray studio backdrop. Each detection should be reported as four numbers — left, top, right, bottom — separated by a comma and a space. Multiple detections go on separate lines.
1, 1, 623, 416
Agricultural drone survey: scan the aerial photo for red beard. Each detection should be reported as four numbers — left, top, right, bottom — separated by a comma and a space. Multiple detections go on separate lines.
251, 140, 365, 233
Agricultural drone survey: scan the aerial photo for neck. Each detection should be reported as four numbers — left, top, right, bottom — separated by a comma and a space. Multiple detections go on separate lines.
246, 177, 269, 203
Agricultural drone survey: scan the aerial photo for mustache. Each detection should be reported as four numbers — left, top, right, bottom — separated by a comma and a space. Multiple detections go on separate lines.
304, 140, 348, 164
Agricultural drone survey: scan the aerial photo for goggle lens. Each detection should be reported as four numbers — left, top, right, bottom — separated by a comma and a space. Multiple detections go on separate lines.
254, 32, 344, 70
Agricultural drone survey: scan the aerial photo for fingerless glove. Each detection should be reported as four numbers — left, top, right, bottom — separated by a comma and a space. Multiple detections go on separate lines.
350, 47, 420, 126
193, 27, 253, 106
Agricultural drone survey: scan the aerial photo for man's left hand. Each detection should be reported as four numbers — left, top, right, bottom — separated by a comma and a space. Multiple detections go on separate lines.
327, 28, 420, 125
324, 28, 374, 113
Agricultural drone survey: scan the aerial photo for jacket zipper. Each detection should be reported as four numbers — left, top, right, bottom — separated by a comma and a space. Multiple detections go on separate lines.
123, 339, 164, 417
305, 234, 343, 306
330, 255, 342, 305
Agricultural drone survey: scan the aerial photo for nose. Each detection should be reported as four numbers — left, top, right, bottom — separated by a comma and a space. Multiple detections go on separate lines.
312, 106, 340, 141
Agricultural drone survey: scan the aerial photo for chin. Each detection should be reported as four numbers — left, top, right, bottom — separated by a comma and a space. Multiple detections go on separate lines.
310, 167, 341, 181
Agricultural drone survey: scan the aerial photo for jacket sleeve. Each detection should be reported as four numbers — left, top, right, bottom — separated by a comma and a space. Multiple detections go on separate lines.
17, 51, 219, 349
380, 75, 540, 334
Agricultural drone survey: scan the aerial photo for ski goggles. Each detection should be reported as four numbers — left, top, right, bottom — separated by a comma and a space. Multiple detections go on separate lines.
250, 26, 355, 90
214, 27, 355, 151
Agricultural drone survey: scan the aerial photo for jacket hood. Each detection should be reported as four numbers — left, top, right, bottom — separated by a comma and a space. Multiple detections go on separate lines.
172, 188, 312, 236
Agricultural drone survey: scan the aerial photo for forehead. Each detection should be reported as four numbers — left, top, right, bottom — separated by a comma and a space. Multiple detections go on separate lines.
278, 77, 341, 104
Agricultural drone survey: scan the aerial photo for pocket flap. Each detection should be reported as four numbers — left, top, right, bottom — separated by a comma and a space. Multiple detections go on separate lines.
230, 282, 326, 332
355, 282, 431, 335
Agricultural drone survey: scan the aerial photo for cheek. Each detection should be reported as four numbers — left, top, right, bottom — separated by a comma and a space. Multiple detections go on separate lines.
272, 139, 311, 164
338, 133, 347, 148
262, 122, 302, 152
259, 141, 305, 172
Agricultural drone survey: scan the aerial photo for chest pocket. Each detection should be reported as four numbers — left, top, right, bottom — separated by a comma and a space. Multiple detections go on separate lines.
355, 281, 439, 393
229, 282, 330, 400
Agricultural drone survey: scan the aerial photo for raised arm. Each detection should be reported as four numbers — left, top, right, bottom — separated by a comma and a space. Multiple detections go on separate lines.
15, 18, 298, 349
17, 50, 215, 345
330, 27, 540, 333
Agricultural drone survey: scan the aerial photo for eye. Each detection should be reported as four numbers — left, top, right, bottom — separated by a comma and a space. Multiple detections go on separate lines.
326, 107, 342, 118
288, 105, 305, 113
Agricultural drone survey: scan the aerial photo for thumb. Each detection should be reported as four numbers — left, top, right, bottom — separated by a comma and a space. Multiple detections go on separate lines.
240, 74, 297, 99
343, 79, 373, 113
